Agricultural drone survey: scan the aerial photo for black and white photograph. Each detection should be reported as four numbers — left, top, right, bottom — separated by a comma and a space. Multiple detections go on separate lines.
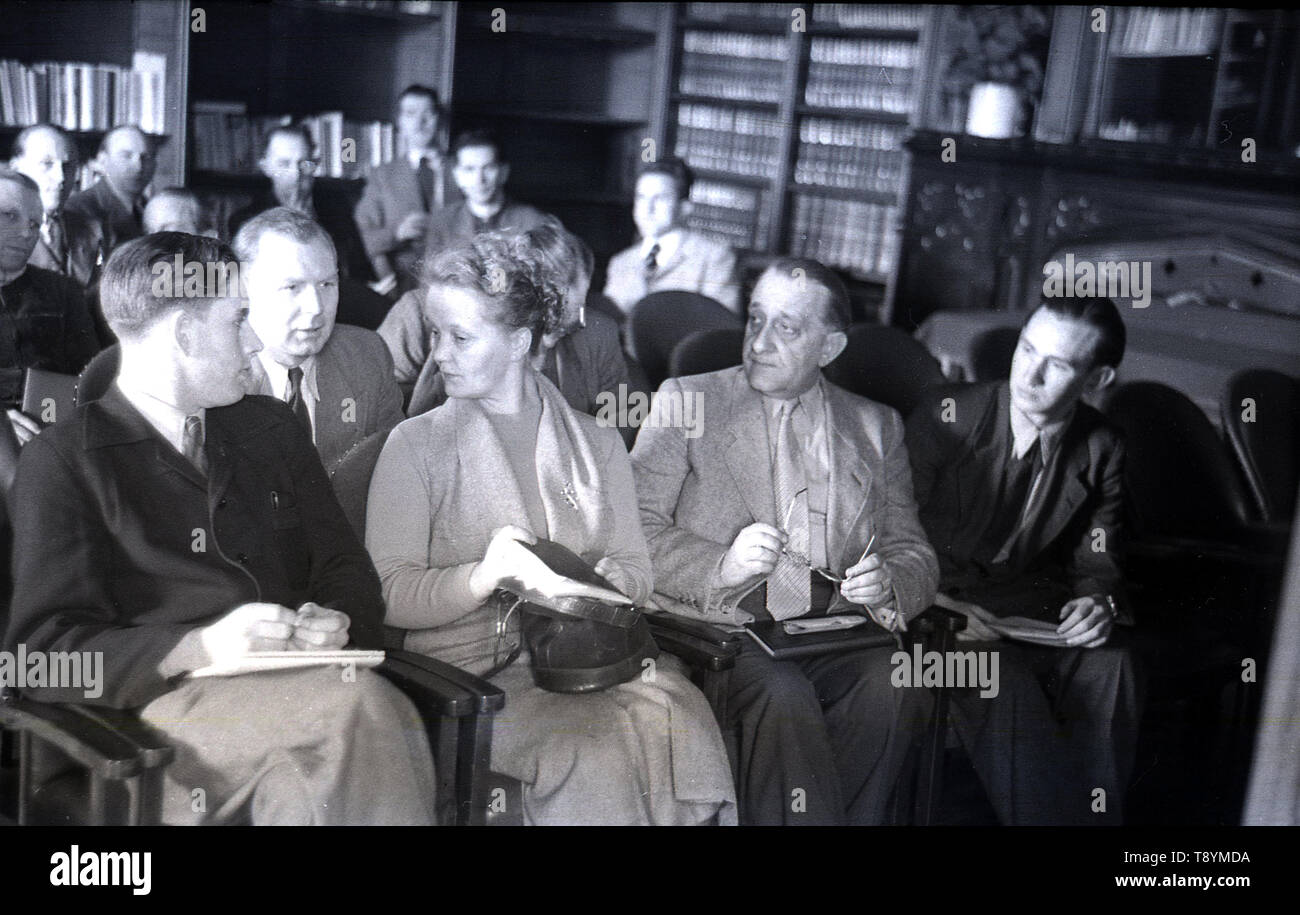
0, 0, 1296, 888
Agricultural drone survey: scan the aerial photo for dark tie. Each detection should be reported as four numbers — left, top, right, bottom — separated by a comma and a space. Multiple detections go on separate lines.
990, 437, 1044, 564
287, 366, 312, 434
416, 156, 435, 210
644, 242, 661, 277
182, 414, 208, 477
42, 215, 66, 264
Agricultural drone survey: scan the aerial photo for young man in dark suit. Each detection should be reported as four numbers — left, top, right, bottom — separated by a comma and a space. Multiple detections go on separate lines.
233, 207, 405, 535
65, 125, 155, 253
3, 231, 436, 825
353, 85, 458, 298
10, 124, 105, 287
905, 295, 1142, 824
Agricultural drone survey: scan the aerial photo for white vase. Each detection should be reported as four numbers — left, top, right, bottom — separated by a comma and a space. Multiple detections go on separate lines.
965, 82, 1023, 138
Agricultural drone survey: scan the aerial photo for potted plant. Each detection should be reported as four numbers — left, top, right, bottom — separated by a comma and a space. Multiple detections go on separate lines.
942, 5, 1052, 138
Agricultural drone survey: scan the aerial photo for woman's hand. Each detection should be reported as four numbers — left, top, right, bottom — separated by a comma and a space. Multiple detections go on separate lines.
467, 525, 538, 603
593, 557, 631, 598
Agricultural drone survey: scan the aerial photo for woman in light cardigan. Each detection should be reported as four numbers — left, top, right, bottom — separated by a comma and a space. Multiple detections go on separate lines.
365, 232, 735, 825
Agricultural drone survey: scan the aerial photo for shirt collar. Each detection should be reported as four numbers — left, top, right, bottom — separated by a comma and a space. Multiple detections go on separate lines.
640, 228, 682, 264
256, 351, 320, 404
763, 377, 825, 427
113, 377, 203, 454
1009, 397, 1072, 462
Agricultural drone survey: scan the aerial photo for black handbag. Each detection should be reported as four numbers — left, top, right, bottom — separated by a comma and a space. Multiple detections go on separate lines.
495, 538, 659, 694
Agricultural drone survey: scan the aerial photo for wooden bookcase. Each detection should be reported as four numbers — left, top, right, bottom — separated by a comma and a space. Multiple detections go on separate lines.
449, 1, 667, 284
185, 0, 456, 233
0, 0, 189, 188
653, 3, 938, 320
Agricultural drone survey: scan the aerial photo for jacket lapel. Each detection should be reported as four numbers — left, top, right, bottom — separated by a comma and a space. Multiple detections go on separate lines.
720, 373, 776, 526
824, 383, 875, 570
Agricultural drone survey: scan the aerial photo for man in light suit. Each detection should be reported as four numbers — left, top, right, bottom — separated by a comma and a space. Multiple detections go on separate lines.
66, 125, 155, 253
233, 207, 405, 535
604, 157, 740, 316
10, 124, 105, 287
632, 257, 939, 824
353, 85, 458, 298
4, 231, 435, 824
906, 296, 1141, 824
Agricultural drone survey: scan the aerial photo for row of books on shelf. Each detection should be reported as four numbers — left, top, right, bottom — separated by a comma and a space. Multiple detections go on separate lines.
683, 2, 926, 31
811, 4, 927, 31
794, 143, 904, 195
682, 30, 789, 61
788, 194, 900, 279
679, 53, 785, 104
687, 181, 769, 250
191, 102, 394, 178
1115, 7, 1220, 56
0, 55, 167, 134
805, 62, 916, 113
319, 0, 440, 15
675, 103, 782, 178
809, 37, 919, 68
801, 117, 905, 152
685, 3, 796, 23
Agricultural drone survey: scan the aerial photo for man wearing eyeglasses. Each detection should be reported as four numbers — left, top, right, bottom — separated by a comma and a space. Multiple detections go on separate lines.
228, 125, 370, 285
632, 257, 939, 825
0, 168, 102, 444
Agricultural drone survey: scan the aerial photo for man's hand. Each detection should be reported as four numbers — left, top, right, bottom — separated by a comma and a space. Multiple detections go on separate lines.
290, 602, 351, 650
468, 524, 538, 602
717, 523, 786, 589
840, 553, 893, 608
7, 408, 41, 445
1057, 595, 1112, 648
934, 592, 1003, 642
394, 211, 429, 243
198, 602, 298, 666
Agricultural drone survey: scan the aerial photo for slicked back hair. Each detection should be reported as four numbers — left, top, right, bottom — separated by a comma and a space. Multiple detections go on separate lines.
759, 256, 852, 332
1029, 295, 1127, 369
99, 232, 241, 340
231, 206, 336, 266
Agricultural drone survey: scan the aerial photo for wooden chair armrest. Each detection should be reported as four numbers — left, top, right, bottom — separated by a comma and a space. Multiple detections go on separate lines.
381, 650, 505, 716
61, 705, 174, 770
645, 612, 743, 672
0, 696, 141, 780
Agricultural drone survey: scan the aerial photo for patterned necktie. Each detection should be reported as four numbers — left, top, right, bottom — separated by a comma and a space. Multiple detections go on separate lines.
767, 401, 811, 620
287, 366, 312, 434
416, 156, 435, 210
182, 414, 208, 477
644, 242, 661, 277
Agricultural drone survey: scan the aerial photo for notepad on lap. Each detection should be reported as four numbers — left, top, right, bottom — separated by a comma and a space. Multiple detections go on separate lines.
744, 616, 896, 660
189, 650, 385, 679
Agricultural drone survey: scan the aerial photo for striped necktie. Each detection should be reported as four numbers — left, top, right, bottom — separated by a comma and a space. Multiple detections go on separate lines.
182, 414, 207, 477
287, 366, 312, 434
767, 400, 811, 620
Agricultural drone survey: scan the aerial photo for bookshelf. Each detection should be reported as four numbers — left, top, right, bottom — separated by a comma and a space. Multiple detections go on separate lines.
449, 2, 666, 282
656, 2, 938, 320
0, 0, 188, 188
185, 0, 455, 233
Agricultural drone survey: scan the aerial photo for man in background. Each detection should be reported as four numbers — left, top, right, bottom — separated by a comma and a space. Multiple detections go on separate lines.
66, 125, 155, 252
604, 157, 739, 317
10, 124, 104, 287
354, 85, 458, 298
228, 125, 369, 281
143, 187, 218, 237
0, 168, 101, 444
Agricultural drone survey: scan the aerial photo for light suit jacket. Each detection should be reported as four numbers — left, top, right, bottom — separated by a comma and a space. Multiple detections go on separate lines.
631, 366, 939, 627
604, 230, 741, 315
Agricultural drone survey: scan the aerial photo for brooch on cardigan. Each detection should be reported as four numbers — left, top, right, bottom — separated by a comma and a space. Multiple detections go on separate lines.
559, 480, 579, 509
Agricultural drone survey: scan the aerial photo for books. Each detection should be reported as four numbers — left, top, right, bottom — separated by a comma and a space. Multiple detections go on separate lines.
0, 57, 165, 133
745, 615, 896, 660
189, 650, 385, 679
